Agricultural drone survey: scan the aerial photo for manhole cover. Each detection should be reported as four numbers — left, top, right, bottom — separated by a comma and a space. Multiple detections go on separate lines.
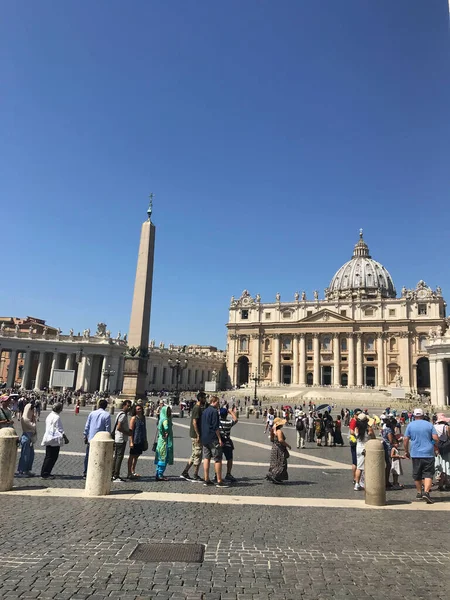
129, 543, 205, 563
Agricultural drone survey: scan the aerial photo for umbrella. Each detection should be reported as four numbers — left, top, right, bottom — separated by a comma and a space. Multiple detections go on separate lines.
316, 403, 331, 411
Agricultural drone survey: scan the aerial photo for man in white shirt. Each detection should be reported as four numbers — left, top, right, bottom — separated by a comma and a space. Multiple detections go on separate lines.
112, 400, 132, 482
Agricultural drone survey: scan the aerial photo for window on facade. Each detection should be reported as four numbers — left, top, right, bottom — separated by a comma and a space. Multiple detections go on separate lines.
281, 336, 291, 351
418, 304, 427, 316
282, 311, 291, 319
322, 336, 331, 351
162, 367, 167, 385
389, 309, 396, 317
307, 311, 313, 317
265, 312, 271, 320
171, 369, 175, 384
419, 336, 427, 351
341, 310, 347, 317
341, 338, 347, 351
307, 356, 313, 361
187, 369, 191, 384
194, 369, 198, 383
241, 309, 249, 319
367, 356, 374, 362
262, 363, 270, 378
341, 356, 347, 361
152, 366, 157, 384
264, 338, 271, 351
239, 337, 248, 352
389, 338, 397, 352
307, 337, 313, 351
365, 308, 374, 316
365, 336, 375, 351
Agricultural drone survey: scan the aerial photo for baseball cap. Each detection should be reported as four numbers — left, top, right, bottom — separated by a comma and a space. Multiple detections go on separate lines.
413, 408, 424, 417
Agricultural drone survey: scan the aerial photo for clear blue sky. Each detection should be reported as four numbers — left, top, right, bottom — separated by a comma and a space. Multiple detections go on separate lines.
1, 1, 449, 349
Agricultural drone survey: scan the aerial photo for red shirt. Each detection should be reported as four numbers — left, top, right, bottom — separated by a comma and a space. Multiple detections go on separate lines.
349, 417, 357, 432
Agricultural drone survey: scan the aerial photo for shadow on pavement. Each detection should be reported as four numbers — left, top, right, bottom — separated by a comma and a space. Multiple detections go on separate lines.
12, 485, 47, 491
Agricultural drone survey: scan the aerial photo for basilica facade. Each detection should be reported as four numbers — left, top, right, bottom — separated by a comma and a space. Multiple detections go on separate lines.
226, 232, 446, 394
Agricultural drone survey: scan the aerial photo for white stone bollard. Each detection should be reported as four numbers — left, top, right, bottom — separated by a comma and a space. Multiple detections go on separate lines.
364, 439, 386, 506
85, 431, 114, 496
0, 428, 19, 492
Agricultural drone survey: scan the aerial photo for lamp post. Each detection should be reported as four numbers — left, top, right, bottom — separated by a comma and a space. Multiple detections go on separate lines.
102, 364, 116, 394
250, 368, 260, 406
168, 358, 188, 402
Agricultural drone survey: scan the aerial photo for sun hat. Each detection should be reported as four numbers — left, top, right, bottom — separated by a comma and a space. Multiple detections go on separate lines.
413, 408, 424, 417
357, 413, 375, 427
0, 395, 9, 403
436, 413, 450, 423
273, 417, 286, 428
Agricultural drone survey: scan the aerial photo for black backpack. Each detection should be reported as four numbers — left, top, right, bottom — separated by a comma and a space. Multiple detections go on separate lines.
296, 417, 305, 432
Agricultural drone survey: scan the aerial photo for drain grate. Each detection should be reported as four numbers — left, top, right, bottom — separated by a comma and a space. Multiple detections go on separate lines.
129, 543, 205, 563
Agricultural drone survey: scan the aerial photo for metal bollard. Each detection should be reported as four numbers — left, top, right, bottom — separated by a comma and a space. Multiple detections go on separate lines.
0, 428, 18, 492
80, 397, 86, 407
85, 431, 114, 496
109, 404, 115, 415
42, 402, 47, 411
180, 409, 184, 418
235, 409, 240, 418
256, 410, 259, 419
145, 407, 150, 417
364, 439, 386, 506
246, 408, 250, 419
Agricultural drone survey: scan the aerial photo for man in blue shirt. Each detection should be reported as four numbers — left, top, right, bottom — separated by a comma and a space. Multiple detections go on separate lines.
83, 399, 111, 477
201, 396, 228, 488
403, 408, 439, 504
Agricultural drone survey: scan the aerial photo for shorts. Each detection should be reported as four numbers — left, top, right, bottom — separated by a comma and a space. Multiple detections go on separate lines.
350, 444, 357, 466
412, 457, 435, 481
203, 441, 223, 462
130, 444, 144, 456
223, 445, 233, 461
190, 438, 202, 466
356, 450, 365, 471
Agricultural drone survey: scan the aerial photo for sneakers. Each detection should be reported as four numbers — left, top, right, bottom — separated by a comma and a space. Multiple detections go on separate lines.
354, 483, 363, 491
180, 472, 192, 480
203, 480, 214, 487
215, 481, 229, 488
224, 474, 236, 482
112, 477, 126, 483
415, 492, 423, 501
422, 492, 434, 504
190, 474, 203, 483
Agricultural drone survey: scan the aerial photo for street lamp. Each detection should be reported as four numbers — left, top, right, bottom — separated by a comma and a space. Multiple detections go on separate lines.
250, 368, 260, 406
168, 358, 188, 402
102, 364, 116, 394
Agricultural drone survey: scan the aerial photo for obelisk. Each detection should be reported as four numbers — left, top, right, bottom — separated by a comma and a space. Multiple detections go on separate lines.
122, 195, 156, 398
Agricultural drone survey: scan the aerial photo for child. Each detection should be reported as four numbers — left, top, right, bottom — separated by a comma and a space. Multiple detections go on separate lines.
390, 441, 405, 489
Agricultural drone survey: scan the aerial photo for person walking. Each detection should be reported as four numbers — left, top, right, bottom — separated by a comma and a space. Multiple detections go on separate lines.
201, 396, 228, 488
434, 413, 450, 491
403, 408, 439, 504
180, 392, 207, 482
295, 411, 307, 449
267, 417, 291, 484
17, 402, 37, 477
83, 399, 111, 478
111, 400, 132, 482
218, 407, 238, 482
41, 403, 66, 479
333, 415, 344, 447
154, 405, 174, 481
128, 403, 148, 478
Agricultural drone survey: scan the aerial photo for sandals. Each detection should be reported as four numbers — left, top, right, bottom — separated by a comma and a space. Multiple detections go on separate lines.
128, 473, 140, 479
155, 476, 169, 481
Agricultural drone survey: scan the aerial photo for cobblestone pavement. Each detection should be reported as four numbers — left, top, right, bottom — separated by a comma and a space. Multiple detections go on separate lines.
4, 408, 450, 599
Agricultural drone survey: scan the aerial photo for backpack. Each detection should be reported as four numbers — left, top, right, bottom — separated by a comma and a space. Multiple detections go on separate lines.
296, 418, 305, 432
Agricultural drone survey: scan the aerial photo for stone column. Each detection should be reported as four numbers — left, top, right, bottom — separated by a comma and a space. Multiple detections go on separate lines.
436, 358, 447, 407
313, 333, 320, 385
99, 356, 108, 392
377, 333, 385, 387
400, 333, 411, 388
21, 351, 33, 390
356, 333, 363, 386
34, 351, 45, 390
333, 333, 340, 386
49, 352, 59, 388
251, 334, 260, 376
272, 335, 280, 384
299, 334, 306, 386
348, 334, 355, 387
292, 334, 299, 385
76, 355, 87, 391
6, 350, 18, 388
228, 335, 237, 387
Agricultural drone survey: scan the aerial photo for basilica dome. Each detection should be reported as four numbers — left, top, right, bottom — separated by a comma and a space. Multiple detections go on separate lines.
326, 231, 396, 300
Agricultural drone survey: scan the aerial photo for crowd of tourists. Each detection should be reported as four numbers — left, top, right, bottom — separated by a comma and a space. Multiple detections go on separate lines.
0, 389, 448, 502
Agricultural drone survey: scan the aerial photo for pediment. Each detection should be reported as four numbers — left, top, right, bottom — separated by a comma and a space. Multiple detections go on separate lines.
300, 309, 354, 324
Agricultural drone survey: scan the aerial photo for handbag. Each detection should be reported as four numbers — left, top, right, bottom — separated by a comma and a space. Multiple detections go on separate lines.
63, 434, 69, 445
151, 427, 158, 452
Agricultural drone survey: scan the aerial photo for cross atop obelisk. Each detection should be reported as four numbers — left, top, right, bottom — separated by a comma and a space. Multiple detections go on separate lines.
122, 196, 157, 398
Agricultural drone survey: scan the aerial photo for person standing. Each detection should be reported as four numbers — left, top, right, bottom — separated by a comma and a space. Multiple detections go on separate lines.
267, 417, 291, 484
111, 400, 132, 482
218, 407, 238, 482
17, 402, 37, 477
434, 413, 450, 491
154, 405, 174, 481
295, 411, 307, 449
201, 396, 228, 487
41, 403, 66, 479
127, 403, 148, 478
333, 415, 344, 447
83, 399, 111, 478
354, 414, 375, 491
403, 408, 439, 504
180, 392, 207, 482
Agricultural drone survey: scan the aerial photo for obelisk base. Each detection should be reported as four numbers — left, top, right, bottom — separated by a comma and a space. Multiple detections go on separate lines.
122, 357, 148, 400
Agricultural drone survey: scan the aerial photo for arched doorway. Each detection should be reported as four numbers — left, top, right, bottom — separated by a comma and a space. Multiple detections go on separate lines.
365, 366, 376, 388
416, 357, 430, 389
306, 372, 313, 385
237, 356, 249, 386
322, 366, 332, 385
341, 373, 348, 387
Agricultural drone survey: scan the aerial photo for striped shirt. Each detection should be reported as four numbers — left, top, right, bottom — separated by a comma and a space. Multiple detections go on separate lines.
219, 418, 236, 446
